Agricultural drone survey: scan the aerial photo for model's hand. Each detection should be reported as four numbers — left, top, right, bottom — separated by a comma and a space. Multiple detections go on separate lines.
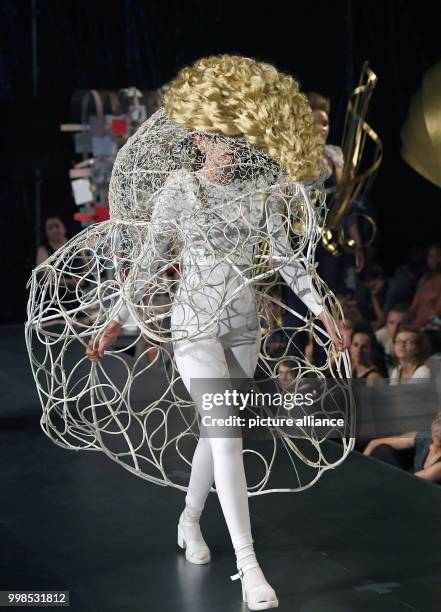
86, 320, 121, 362
318, 310, 347, 352
267, 256, 280, 269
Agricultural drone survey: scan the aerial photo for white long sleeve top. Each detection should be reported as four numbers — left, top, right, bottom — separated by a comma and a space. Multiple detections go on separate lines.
114, 169, 324, 324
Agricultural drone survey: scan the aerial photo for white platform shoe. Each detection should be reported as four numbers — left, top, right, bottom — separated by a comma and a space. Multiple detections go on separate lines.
230, 560, 279, 610
177, 511, 211, 564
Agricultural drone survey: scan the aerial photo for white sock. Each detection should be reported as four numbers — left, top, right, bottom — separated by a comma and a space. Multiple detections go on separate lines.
234, 537, 276, 602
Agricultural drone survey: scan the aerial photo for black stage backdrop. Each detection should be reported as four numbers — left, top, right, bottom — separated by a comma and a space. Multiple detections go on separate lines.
1, 0, 440, 322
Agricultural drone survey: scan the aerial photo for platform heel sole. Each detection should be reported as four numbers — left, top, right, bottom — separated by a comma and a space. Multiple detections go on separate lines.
177, 522, 211, 564
177, 524, 186, 549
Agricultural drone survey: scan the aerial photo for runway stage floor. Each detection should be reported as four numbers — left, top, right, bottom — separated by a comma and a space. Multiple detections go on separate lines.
1, 325, 440, 612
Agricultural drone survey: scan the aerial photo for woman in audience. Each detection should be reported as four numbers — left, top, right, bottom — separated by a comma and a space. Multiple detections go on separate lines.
363, 410, 441, 483
350, 326, 384, 382
375, 304, 410, 375
36, 216, 69, 265
35, 216, 85, 320
390, 324, 431, 383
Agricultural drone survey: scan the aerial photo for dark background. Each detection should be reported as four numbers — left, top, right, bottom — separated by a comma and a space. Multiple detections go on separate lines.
1, 0, 440, 323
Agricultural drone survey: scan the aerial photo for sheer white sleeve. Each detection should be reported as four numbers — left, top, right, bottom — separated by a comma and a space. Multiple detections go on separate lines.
265, 194, 324, 317
114, 173, 182, 324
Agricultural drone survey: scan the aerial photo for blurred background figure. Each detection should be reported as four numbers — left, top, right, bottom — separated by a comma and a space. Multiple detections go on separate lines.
276, 359, 297, 387
34, 216, 85, 321
260, 289, 288, 359
408, 242, 441, 329
382, 246, 426, 317
306, 91, 365, 294
35, 216, 69, 265
354, 264, 388, 330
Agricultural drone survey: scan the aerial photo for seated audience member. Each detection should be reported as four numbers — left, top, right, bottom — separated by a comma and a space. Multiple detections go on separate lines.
35, 216, 84, 318
36, 216, 69, 265
363, 410, 441, 483
356, 264, 388, 330
375, 304, 410, 375
367, 265, 388, 330
350, 325, 384, 382
390, 324, 431, 383
261, 291, 288, 358
276, 359, 297, 387
408, 242, 441, 329
382, 246, 426, 317
336, 288, 364, 324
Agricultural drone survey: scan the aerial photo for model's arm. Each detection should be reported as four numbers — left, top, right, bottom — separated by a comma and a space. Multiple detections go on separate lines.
113, 219, 174, 325
113, 172, 186, 325
363, 432, 417, 455
265, 193, 346, 351
265, 194, 324, 317
86, 174, 181, 361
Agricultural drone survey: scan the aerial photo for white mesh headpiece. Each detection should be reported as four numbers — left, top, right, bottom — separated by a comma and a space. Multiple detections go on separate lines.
109, 108, 285, 222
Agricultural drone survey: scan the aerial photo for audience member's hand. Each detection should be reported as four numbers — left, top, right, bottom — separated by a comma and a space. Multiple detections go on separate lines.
354, 249, 365, 274
86, 320, 121, 362
363, 440, 377, 455
368, 278, 384, 296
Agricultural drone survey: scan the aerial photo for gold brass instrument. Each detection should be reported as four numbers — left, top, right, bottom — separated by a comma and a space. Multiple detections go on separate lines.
322, 61, 383, 255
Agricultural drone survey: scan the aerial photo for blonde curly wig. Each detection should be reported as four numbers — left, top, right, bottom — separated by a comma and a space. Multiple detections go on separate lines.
163, 54, 324, 182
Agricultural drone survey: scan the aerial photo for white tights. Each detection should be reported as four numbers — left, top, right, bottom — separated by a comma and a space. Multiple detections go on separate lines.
173, 329, 261, 568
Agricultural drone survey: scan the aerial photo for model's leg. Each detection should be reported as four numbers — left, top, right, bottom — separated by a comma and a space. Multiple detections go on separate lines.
175, 333, 278, 608
178, 329, 262, 523
184, 436, 214, 521
174, 335, 250, 535
223, 333, 278, 608
177, 435, 214, 563
174, 337, 228, 564
180, 327, 262, 521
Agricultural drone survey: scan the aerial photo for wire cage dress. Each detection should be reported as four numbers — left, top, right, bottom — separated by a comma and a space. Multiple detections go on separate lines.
25, 108, 355, 495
